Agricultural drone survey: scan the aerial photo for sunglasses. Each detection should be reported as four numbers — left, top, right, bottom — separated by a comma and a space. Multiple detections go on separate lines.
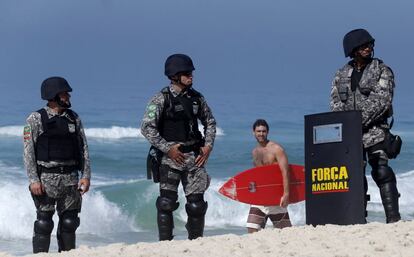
179, 71, 193, 77
358, 42, 374, 50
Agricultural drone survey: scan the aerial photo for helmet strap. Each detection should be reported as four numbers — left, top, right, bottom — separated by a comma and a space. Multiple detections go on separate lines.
170, 75, 180, 84
170, 75, 190, 89
353, 48, 373, 67
53, 95, 71, 109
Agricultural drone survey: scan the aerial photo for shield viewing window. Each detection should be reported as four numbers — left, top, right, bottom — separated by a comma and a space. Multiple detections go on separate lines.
313, 123, 342, 144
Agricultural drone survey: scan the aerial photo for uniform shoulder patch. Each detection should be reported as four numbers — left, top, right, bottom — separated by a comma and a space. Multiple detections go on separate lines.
148, 112, 155, 118
147, 104, 157, 111
23, 125, 31, 142
24, 125, 31, 133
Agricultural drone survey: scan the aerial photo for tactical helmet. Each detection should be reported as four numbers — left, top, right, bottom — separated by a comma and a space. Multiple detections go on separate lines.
343, 29, 375, 57
164, 54, 195, 77
41, 76, 72, 100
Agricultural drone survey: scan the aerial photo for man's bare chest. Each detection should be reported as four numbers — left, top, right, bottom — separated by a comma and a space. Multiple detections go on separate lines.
254, 149, 276, 166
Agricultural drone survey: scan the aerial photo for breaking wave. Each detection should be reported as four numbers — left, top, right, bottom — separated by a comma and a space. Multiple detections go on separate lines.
0, 125, 225, 139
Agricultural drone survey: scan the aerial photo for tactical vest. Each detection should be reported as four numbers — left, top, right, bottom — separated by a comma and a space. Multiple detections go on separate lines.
159, 87, 202, 142
339, 58, 393, 125
35, 108, 81, 163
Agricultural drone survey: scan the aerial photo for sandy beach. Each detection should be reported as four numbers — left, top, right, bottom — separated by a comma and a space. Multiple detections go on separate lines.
1, 221, 413, 257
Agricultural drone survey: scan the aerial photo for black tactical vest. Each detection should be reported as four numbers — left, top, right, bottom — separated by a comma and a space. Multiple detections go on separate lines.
35, 108, 81, 162
160, 87, 202, 142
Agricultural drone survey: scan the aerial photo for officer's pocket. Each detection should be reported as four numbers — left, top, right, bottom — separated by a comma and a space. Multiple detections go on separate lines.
359, 82, 374, 96
146, 146, 163, 183
159, 165, 170, 184
338, 85, 349, 102
383, 131, 402, 159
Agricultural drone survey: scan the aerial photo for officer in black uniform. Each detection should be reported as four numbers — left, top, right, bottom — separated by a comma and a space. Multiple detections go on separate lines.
141, 54, 216, 240
24, 77, 91, 252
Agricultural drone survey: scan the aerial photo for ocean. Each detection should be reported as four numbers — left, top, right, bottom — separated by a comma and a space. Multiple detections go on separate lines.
2, 0, 414, 254
0, 81, 413, 255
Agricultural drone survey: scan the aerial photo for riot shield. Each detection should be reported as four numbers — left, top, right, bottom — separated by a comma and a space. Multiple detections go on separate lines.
305, 111, 365, 225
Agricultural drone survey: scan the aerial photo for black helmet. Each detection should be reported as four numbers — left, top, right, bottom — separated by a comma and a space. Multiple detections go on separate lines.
164, 54, 195, 77
41, 76, 72, 100
343, 29, 375, 57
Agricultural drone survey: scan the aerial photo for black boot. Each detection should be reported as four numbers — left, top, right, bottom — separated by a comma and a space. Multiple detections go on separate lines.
363, 175, 369, 221
33, 234, 52, 253
32, 211, 54, 253
157, 210, 174, 240
186, 215, 205, 240
379, 182, 401, 223
185, 199, 208, 240
364, 194, 370, 222
57, 210, 80, 252
156, 196, 179, 241
369, 156, 401, 224
57, 230, 76, 252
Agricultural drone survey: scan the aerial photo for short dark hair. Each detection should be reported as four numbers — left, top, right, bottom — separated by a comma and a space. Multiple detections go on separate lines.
252, 119, 269, 131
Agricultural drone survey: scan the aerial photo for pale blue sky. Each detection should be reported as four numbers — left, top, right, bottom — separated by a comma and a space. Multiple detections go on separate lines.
0, 0, 413, 123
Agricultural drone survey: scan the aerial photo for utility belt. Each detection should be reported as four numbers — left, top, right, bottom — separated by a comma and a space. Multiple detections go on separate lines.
178, 143, 201, 154
363, 123, 402, 159
37, 165, 78, 174
382, 129, 402, 159
147, 140, 204, 183
362, 120, 387, 134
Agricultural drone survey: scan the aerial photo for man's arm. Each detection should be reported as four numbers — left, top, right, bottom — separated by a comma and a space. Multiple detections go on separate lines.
197, 95, 216, 148
23, 113, 41, 184
359, 66, 394, 127
77, 118, 91, 179
23, 112, 44, 195
274, 143, 290, 208
77, 118, 91, 194
140, 93, 175, 154
195, 95, 216, 167
252, 148, 259, 167
330, 71, 345, 112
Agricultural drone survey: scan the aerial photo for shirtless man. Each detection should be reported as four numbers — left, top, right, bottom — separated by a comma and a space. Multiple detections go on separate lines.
246, 119, 292, 233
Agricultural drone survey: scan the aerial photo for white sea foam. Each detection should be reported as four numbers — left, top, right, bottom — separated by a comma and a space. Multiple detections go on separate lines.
368, 170, 414, 217
91, 176, 146, 187
0, 163, 139, 240
175, 178, 306, 227
185, 173, 414, 226
2, 160, 413, 240
78, 191, 139, 234
0, 125, 225, 139
0, 126, 22, 137
86, 126, 144, 139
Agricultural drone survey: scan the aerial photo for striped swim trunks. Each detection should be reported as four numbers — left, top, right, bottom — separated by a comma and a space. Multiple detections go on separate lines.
246, 205, 291, 229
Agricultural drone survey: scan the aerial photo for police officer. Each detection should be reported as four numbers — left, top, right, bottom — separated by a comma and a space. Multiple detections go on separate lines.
23, 77, 91, 252
330, 29, 400, 223
141, 54, 216, 240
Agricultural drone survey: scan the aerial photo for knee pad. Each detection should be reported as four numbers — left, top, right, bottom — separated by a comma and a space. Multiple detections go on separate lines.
156, 193, 177, 241
372, 164, 396, 186
186, 195, 208, 217
156, 196, 179, 212
185, 194, 207, 240
60, 210, 80, 233
34, 211, 54, 235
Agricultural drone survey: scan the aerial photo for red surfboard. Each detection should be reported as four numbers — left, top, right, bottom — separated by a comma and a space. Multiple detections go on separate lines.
219, 164, 305, 206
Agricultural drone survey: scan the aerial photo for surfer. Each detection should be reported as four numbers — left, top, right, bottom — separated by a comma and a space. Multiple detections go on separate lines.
246, 119, 292, 233
141, 54, 217, 240
330, 29, 401, 223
